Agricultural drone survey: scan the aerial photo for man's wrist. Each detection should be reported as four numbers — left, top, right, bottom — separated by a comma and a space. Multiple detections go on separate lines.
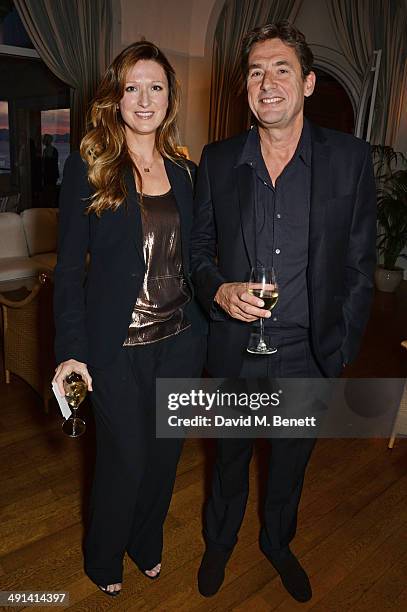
210, 295, 226, 321
214, 283, 225, 306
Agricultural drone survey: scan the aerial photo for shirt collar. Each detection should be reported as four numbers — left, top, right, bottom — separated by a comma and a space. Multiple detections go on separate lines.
236, 118, 311, 168
236, 124, 261, 168
297, 118, 311, 167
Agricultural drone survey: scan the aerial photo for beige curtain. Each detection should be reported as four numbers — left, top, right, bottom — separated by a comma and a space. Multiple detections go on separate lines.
326, 1, 370, 81
14, 0, 112, 149
327, 0, 407, 146
209, 0, 304, 142
373, 1, 407, 146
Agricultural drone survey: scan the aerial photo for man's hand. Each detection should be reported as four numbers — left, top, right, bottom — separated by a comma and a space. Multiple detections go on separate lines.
214, 282, 272, 322
53, 359, 93, 397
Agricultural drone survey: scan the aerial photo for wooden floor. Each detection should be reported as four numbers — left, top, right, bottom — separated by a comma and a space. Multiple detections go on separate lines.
1, 284, 407, 611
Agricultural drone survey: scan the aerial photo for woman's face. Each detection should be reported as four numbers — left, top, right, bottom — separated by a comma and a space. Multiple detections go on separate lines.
119, 59, 169, 138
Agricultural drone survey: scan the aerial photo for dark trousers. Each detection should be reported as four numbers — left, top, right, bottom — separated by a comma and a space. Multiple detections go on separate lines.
204, 333, 322, 560
85, 327, 205, 584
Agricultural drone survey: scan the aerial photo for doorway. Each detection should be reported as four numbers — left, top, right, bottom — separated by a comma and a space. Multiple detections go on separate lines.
304, 68, 354, 134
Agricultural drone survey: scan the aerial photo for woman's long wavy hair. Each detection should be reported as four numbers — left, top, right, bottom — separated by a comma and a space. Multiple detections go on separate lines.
80, 41, 186, 215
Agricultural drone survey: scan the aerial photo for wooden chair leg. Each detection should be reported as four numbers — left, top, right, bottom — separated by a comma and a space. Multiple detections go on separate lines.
5, 369, 10, 384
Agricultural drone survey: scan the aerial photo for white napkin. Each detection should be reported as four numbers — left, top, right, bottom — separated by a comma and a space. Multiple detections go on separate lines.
52, 381, 72, 420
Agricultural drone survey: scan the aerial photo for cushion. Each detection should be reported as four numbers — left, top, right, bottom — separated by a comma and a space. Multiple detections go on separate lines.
21, 208, 58, 256
0, 213, 29, 259
0, 256, 44, 282
31, 252, 57, 270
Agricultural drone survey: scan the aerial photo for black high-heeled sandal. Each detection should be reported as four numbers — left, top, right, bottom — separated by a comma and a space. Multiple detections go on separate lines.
97, 584, 121, 596
139, 563, 161, 580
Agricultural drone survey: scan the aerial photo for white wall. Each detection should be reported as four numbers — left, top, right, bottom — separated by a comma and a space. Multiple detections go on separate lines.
119, 0, 219, 57
120, 0, 192, 55
296, 0, 338, 48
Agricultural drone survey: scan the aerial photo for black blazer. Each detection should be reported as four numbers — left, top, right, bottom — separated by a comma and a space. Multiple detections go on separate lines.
54, 152, 207, 368
190, 122, 377, 378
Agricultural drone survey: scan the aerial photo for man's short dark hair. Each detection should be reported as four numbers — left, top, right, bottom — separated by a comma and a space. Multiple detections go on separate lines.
241, 20, 314, 80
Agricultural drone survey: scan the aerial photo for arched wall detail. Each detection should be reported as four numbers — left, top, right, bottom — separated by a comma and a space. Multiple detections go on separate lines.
311, 44, 361, 118
204, 0, 226, 61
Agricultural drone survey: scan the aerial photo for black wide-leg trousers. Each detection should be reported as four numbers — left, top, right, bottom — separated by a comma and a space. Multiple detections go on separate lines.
85, 328, 205, 585
204, 333, 322, 560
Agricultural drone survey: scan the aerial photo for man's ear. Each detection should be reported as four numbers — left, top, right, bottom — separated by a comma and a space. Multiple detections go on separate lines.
304, 71, 316, 98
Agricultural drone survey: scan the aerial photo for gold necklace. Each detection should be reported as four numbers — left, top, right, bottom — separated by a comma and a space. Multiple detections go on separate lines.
129, 150, 154, 173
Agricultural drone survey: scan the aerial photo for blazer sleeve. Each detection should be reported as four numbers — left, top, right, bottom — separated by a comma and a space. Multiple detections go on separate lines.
190, 145, 228, 316
53, 152, 91, 365
341, 144, 377, 363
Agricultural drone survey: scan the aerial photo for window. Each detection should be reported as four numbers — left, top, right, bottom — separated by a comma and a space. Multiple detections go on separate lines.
0, 100, 10, 173
41, 109, 70, 183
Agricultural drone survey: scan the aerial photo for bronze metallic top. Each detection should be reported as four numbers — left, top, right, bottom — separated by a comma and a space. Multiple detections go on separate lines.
123, 189, 191, 345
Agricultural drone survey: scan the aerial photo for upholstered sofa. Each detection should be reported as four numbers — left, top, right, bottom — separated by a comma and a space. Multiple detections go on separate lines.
0, 208, 58, 290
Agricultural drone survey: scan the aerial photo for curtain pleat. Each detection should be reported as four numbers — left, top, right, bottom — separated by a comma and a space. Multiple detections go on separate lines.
327, 0, 407, 146
14, 0, 112, 149
371, 1, 407, 146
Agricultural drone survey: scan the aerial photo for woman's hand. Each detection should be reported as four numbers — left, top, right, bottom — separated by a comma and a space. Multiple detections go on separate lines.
53, 359, 93, 396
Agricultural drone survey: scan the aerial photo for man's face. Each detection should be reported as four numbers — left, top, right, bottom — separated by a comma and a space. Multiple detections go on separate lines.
246, 38, 315, 130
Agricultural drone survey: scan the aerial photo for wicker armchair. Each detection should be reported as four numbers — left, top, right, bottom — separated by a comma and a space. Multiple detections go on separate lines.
0, 273, 55, 412
388, 341, 407, 448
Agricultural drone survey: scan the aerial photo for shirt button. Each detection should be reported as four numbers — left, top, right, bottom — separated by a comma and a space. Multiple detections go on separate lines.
273, 316, 278, 322
275, 248, 281, 254
276, 213, 281, 219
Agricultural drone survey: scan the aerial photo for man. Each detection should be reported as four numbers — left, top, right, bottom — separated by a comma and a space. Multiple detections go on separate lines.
191, 21, 376, 603
42, 133, 59, 207
42, 133, 59, 186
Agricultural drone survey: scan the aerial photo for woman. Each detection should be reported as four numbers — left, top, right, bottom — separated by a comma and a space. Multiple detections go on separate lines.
53, 41, 206, 596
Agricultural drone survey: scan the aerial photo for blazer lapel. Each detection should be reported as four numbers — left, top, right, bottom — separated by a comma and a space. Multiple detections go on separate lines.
124, 166, 145, 265
164, 157, 191, 273
237, 163, 256, 269
308, 125, 331, 267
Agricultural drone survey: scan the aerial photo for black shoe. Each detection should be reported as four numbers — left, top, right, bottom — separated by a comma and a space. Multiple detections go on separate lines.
197, 546, 233, 597
264, 550, 312, 602
97, 585, 121, 597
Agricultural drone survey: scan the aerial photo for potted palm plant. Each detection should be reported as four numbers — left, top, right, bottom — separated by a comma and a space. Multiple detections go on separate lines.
373, 146, 407, 292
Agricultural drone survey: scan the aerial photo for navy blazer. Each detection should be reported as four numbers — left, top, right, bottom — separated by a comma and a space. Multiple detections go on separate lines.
190, 123, 377, 378
54, 152, 207, 368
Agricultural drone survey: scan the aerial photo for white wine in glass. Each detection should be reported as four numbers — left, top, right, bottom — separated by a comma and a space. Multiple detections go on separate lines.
247, 266, 279, 354
62, 372, 87, 437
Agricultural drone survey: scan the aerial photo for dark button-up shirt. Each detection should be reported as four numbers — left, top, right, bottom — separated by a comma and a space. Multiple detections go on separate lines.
238, 120, 311, 329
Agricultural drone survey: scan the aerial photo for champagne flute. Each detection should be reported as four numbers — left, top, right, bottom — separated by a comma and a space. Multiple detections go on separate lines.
62, 372, 87, 437
247, 266, 279, 355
